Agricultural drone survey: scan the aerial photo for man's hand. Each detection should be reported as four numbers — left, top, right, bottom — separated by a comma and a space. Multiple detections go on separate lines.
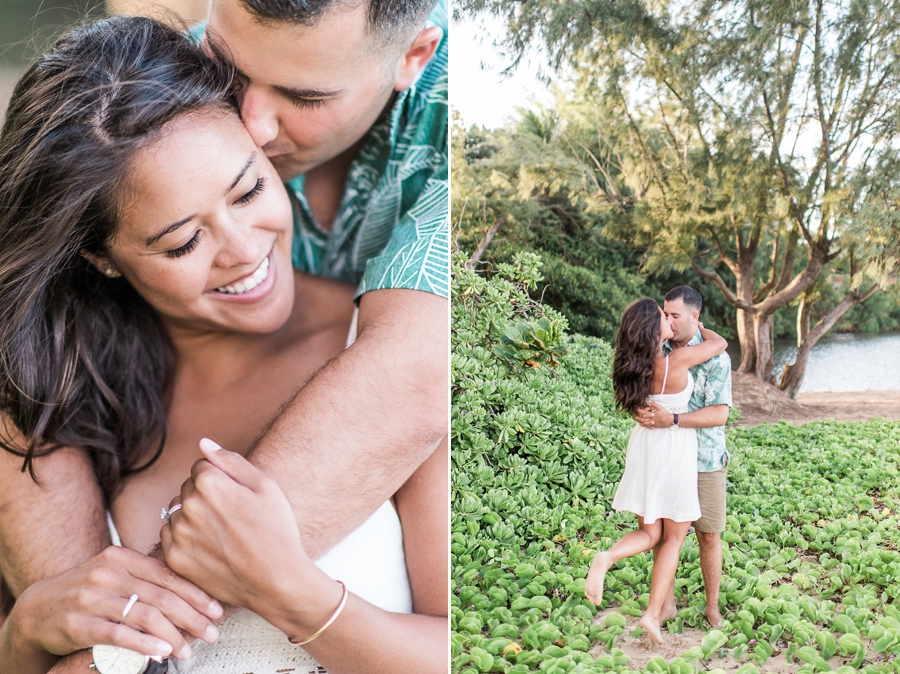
633, 402, 673, 429
633, 403, 729, 430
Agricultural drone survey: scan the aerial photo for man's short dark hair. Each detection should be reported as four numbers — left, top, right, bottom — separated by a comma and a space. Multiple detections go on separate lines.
240, 0, 437, 43
665, 285, 702, 313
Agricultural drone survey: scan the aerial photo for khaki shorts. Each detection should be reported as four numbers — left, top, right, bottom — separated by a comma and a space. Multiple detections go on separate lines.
694, 461, 728, 533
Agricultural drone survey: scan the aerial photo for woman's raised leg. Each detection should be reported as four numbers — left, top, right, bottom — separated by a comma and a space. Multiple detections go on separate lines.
640, 519, 692, 643
585, 517, 661, 606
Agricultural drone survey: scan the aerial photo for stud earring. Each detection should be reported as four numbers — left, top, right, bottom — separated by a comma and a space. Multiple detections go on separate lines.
101, 262, 122, 278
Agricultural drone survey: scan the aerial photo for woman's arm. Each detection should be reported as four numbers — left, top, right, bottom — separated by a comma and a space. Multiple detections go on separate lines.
669, 323, 727, 370
161, 438, 449, 674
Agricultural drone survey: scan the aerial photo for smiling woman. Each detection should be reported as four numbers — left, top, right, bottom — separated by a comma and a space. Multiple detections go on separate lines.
99, 111, 297, 334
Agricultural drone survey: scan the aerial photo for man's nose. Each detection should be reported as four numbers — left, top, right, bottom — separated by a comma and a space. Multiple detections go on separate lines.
240, 84, 279, 149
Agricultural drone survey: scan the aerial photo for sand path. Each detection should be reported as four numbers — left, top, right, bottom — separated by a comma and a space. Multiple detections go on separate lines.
730, 372, 900, 426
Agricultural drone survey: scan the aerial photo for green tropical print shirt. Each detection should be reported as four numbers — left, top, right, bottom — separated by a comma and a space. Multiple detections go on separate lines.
664, 331, 733, 472
289, 0, 449, 300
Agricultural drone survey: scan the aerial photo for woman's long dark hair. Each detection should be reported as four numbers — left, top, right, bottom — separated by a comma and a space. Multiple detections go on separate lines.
612, 298, 662, 415
0, 16, 238, 500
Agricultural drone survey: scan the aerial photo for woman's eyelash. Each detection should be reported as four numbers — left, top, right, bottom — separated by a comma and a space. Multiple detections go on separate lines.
290, 97, 326, 110
163, 177, 265, 259
236, 177, 266, 205
166, 231, 201, 259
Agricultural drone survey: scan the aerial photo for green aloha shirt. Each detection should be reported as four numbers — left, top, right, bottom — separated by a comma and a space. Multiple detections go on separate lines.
289, 0, 449, 300
663, 331, 732, 472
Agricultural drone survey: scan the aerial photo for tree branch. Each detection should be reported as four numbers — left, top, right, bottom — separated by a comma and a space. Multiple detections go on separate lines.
690, 261, 753, 311
466, 212, 507, 269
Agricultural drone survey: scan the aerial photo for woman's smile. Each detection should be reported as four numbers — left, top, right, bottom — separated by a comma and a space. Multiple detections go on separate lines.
209, 247, 277, 302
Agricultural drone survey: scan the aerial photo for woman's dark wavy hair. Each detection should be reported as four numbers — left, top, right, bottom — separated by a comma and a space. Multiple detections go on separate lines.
0, 16, 238, 501
612, 298, 663, 415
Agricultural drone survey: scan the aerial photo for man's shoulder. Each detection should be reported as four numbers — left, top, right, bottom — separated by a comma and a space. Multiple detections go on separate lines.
705, 350, 732, 371
692, 351, 731, 389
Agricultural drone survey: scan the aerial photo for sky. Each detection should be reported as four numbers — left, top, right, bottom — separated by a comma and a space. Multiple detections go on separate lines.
449, 13, 552, 129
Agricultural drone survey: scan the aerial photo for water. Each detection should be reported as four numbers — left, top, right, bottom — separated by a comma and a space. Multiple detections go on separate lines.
767, 332, 900, 393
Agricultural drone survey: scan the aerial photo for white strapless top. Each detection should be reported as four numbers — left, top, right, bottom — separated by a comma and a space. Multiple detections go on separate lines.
108, 500, 412, 673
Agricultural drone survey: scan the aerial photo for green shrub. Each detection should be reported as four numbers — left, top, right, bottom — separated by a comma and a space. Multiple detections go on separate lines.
452, 253, 900, 673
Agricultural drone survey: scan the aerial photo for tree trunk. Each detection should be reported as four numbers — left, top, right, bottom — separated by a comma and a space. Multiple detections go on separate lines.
466, 215, 506, 269
734, 264, 758, 373
780, 285, 880, 396
797, 292, 813, 346
735, 307, 757, 373
753, 312, 776, 384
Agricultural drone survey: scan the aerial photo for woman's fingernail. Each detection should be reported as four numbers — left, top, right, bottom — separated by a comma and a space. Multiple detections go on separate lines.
199, 438, 222, 452
176, 644, 193, 660
209, 600, 224, 619
174, 656, 193, 672
154, 641, 173, 656
205, 624, 219, 642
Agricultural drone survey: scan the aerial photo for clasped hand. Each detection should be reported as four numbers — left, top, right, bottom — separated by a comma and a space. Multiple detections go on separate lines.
10, 545, 222, 661
159, 439, 320, 619
632, 401, 674, 429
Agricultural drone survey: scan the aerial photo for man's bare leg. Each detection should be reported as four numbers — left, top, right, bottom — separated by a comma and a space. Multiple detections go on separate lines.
697, 530, 722, 627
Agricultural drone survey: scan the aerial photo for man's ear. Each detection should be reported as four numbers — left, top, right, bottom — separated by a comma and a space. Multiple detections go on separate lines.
692, 310, 700, 324
80, 248, 122, 278
392, 26, 442, 92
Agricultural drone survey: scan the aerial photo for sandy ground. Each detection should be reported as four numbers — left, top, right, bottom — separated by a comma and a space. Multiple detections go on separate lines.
590, 609, 872, 673
731, 372, 900, 426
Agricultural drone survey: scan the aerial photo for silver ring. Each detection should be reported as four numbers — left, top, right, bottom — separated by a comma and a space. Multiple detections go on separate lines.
160, 503, 183, 525
121, 593, 139, 624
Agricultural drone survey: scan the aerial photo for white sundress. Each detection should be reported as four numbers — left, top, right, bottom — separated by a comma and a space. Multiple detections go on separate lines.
611, 356, 701, 523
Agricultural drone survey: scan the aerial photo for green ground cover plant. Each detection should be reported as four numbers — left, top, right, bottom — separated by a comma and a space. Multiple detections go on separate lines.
452, 254, 900, 673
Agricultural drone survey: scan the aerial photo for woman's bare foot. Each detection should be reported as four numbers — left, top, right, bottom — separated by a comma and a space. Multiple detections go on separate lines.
585, 551, 612, 605
639, 614, 664, 644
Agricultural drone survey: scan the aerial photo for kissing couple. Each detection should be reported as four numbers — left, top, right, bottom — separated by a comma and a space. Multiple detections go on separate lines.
586, 286, 733, 643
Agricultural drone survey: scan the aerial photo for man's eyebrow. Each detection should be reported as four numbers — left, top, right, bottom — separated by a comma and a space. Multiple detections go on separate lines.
145, 152, 256, 247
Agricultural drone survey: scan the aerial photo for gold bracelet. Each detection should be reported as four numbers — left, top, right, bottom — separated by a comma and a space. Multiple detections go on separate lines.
288, 580, 348, 646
